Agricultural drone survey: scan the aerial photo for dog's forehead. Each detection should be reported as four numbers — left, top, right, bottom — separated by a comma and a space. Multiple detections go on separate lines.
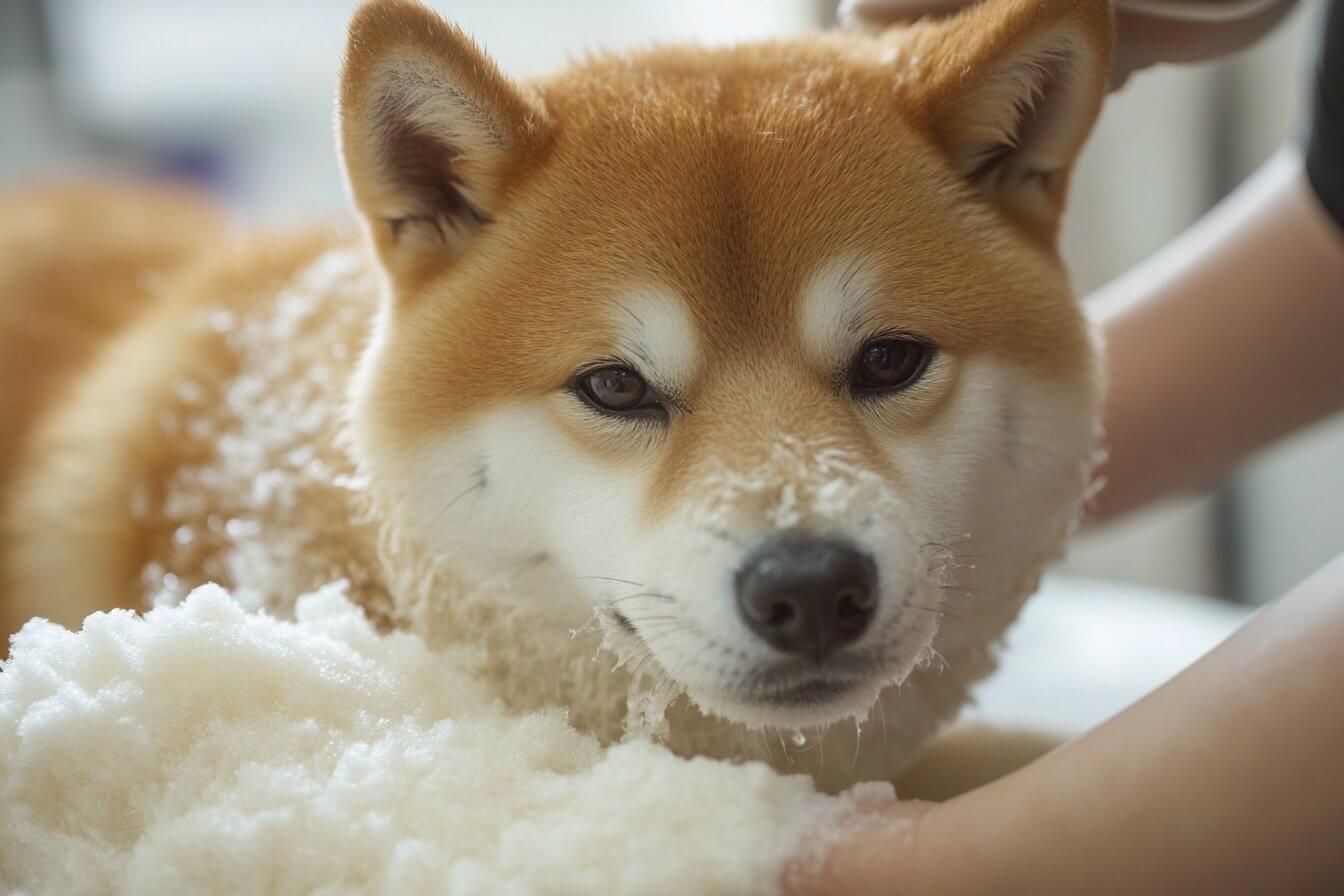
513, 102, 1086, 375
411, 44, 1089, 406
607, 254, 881, 385
512, 97, 946, 351
532, 54, 937, 235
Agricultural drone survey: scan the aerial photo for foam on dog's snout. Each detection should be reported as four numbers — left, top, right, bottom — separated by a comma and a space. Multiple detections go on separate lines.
695, 435, 895, 534
0, 583, 888, 895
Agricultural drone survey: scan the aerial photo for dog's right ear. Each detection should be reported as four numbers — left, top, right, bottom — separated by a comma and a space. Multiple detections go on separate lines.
338, 0, 548, 285
899, 0, 1112, 242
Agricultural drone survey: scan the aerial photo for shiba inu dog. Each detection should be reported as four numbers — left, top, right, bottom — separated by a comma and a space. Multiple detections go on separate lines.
0, 0, 1110, 792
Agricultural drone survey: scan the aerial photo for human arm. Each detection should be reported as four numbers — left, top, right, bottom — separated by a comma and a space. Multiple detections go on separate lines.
789, 550, 1344, 895
840, 0, 1300, 88
1090, 148, 1344, 521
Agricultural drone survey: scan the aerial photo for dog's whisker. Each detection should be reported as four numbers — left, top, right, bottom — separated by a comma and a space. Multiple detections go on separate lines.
630, 624, 689, 640
934, 553, 1002, 566
623, 622, 690, 640
575, 575, 647, 588
920, 536, 979, 550
602, 591, 676, 607
906, 623, 951, 671
629, 632, 690, 654
851, 716, 863, 771
430, 475, 488, 526
628, 647, 663, 682
759, 730, 775, 765
906, 601, 978, 624
623, 613, 682, 624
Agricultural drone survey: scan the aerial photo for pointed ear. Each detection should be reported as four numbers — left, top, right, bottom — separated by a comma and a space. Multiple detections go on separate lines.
338, 0, 548, 281
903, 0, 1112, 237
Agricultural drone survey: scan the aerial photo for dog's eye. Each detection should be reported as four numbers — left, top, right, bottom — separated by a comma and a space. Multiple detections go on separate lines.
575, 365, 663, 417
851, 338, 932, 394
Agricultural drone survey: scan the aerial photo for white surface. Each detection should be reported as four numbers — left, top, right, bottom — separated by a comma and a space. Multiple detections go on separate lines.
969, 575, 1251, 734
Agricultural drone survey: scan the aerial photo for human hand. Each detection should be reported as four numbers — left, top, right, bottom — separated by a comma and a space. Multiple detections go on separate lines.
784, 551, 1344, 896
783, 799, 937, 896
838, 0, 1298, 89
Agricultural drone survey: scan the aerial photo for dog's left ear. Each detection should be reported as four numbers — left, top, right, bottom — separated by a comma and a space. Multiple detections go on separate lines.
338, 0, 548, 285
903, 0, 1113, 239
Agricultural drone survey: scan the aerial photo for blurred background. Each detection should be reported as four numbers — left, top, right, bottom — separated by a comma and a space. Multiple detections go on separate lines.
0, 0, 1336, 605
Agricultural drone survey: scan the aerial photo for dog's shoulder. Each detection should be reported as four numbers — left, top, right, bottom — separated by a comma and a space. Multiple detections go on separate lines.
2, 192, 374, 639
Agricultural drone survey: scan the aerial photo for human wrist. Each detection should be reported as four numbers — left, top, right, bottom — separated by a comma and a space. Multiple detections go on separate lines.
786, 800, 936, 896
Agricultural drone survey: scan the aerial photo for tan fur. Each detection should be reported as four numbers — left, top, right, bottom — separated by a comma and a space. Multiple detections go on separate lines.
0, 186, 220, 505
0, 185, 225, 637
1, 214, 345, 642
1, 0, 1111, 795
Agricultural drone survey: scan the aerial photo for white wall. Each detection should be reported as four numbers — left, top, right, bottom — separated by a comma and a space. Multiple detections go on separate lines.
38, 0, 817, 221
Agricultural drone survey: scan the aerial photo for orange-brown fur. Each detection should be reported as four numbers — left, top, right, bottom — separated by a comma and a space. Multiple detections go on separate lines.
0, 186, 225, 636
1, 0, 1111, 793
0, 186, 220, 508
0, 212, 349, 642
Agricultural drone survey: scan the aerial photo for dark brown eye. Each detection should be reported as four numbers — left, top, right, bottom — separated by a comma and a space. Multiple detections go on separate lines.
577, 366, 655, 414
852, 338, 931, 393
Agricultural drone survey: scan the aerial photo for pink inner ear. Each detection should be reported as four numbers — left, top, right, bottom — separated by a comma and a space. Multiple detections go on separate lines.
372, 98, 492, 244
1011, 38, 1096, 173
345, 48, 528, 261
950, 30, 1097, 183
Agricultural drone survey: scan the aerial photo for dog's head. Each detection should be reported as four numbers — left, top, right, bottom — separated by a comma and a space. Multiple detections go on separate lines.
339, 0, 1109, 730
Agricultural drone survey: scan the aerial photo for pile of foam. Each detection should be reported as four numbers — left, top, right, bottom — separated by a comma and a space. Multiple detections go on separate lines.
0, 583, 886, 895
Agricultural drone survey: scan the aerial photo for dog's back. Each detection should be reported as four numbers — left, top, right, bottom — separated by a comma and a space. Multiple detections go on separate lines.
0, 186, 220, 495
0, 186, 223, 640
0, 187, 360, 645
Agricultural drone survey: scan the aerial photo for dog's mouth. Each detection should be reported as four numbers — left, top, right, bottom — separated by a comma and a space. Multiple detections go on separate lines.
697, 667, 889, 729
753, 675, 863, 707
688, 651, 903, 729
736, 651, 891, 710
607, 607, 917, 728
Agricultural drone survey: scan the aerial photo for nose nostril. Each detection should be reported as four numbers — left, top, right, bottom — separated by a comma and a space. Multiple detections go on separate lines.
766, 600, 797, 628
835, 589, 869, 624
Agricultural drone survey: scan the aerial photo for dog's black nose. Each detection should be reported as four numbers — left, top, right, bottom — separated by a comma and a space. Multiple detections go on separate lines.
735, 536, 878, 661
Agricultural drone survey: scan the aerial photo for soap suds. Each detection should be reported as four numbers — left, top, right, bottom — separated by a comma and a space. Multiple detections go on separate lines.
136, 247, 383, 619
0, 583, 888, 895
694, 435, 893, 534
